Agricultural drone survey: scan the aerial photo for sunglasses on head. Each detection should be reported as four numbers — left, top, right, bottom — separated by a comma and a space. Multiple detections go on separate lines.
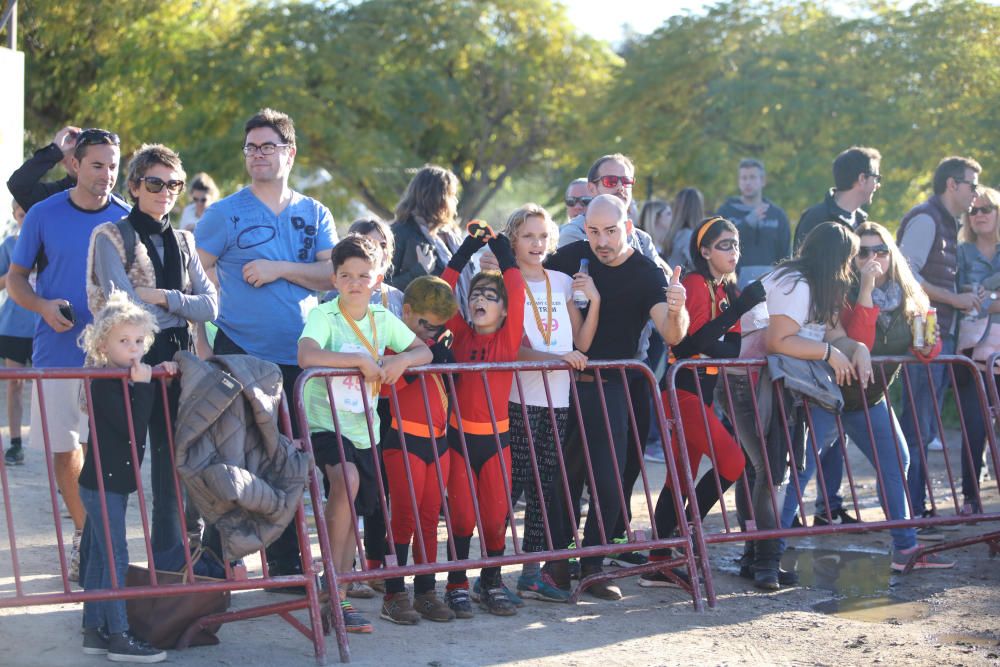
858, 244, 890, 259
592, 175, 635, 189
76, 128, 121, 147
971, 205, 997, 216
140, 176, 185, 194
565, 196, 593, 208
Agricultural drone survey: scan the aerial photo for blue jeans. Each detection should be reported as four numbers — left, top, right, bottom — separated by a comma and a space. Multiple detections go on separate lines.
80, 486, 130, 634
780, 436, 845, 527
804, 402, 916, 552
899, 334, 955, 515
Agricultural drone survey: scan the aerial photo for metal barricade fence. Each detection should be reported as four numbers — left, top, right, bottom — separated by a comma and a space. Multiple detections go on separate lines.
0, 367, 331, 665
294, 359, 706, 662
665, 354, 1000, 608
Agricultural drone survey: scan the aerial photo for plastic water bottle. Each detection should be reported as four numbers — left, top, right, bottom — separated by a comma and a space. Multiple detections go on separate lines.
573, 258, 590, 309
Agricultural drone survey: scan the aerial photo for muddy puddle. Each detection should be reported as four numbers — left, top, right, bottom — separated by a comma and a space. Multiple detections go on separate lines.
781, 547, 932, 623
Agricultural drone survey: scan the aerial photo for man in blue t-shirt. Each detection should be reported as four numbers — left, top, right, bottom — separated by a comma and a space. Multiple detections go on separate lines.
195, 108, 337, 578
7, 128, 129, 580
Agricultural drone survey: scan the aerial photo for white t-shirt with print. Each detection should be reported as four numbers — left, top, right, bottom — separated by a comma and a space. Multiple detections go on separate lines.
510, 270, 574, 408
741, 270, 827, 343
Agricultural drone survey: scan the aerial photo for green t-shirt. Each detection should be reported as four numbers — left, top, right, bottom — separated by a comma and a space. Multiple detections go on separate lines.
299, 297, 417, 447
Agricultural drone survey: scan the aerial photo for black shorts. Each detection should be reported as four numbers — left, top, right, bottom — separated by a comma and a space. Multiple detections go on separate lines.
382, 428, 448, 465
0, 335, 32, 365
311, 431, 380, 516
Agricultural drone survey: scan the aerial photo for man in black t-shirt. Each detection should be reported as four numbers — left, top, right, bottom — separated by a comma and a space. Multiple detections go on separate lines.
543, 194, 687, 600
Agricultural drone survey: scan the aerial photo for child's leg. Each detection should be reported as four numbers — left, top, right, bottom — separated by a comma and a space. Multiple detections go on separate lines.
476, 445, 513, 584
324, 461, 361, 583
414, 451, 449, 593
78, 486, 130, 634
383, 448, 424, 594
446, 447, 475, 588
5, 358, 25, 441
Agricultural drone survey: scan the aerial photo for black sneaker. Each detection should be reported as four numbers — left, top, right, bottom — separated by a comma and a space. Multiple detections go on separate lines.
107, 631, 166, 663
478, 585, 517, 616
739, 564, 799, 586
4, 443, 24, 466
82, 627, 110, 655
638, 567, 691, 589
607, 537, 649, 567
813, 509, 860, 526
444, 587, 475, 619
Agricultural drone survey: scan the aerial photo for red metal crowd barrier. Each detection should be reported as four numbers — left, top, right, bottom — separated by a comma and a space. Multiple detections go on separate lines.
294, 359, 705, 662
665, 354, 1000, 607
0, 367, 331, 665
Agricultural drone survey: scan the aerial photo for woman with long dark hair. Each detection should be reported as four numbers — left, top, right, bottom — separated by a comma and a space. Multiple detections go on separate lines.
640, 216, 763, 588
662, 188, 704, 272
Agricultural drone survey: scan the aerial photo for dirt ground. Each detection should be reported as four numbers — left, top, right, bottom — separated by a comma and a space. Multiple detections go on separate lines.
1, 377, 999, 667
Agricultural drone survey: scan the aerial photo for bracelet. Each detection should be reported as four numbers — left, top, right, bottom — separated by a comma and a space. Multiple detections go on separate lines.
823, 343, 832, 362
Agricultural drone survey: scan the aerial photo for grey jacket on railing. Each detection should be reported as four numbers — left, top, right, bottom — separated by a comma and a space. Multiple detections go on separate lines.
173, 352, 312, 561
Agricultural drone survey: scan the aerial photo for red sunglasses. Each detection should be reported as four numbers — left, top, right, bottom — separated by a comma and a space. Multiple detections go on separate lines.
592, 175, 635, 189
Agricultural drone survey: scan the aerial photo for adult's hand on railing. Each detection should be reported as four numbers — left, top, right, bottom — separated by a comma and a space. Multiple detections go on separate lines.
852, 344, 872, 389
828, 346, 856, 386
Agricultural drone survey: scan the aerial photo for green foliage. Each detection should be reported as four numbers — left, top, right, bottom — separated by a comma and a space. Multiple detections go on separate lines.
587, 0, 1000, 226
16, 0, 1000, 226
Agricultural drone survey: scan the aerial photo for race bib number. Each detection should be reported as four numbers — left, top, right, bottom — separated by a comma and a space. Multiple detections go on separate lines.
332, 343, 377, 414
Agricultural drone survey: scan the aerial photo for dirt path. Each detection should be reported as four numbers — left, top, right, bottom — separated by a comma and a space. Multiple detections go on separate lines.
1, 376, 998, 666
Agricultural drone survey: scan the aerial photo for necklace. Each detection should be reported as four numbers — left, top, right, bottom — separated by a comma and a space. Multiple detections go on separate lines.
524, 271, 553, 346
338, 298, 380, 399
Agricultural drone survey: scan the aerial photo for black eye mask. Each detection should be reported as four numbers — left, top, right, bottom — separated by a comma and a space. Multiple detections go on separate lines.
469, 287, 501, 303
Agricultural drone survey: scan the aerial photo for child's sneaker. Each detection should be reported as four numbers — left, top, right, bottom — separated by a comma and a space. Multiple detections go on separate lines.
638, 567, 693, 589
4, 442, 24, 466
516, 572, 571, 602
107, 631, 166, 663
82, 627, 110, 655
444, 587, 474, 619
413, 591, 455, 622
607, 537, 649, 567
472, 576, 524, 607
479, 584, 517, 616
379, 592, 420, 625
346, 581, 377, 599
339, 600, 374, 633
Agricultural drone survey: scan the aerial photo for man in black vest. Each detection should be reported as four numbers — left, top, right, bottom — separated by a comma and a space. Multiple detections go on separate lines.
897, 155, 982, 531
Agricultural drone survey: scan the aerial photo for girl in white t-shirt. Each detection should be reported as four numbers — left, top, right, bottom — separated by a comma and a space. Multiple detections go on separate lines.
727, 221, 862, 589
502, 204, 594, 603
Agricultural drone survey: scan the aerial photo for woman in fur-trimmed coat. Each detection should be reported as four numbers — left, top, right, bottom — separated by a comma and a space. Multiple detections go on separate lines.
85, 143, 217, 559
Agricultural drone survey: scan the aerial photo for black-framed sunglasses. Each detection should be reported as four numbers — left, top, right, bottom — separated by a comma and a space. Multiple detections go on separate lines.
77, 128, 120, 147
866, 172, 882, 183
970, 205, 997, 216
565, 196, 593, 208
140, 176, 185, 194
954, 178, 980, 193
858, 244, 890, 259
243, 142, 290, 156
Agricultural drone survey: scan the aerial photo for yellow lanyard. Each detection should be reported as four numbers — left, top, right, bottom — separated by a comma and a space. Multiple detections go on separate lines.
338, 299, 380, 399
525, 271, 553, 347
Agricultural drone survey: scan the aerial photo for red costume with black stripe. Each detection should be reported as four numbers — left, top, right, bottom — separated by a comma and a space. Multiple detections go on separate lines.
438, 231, 526, 589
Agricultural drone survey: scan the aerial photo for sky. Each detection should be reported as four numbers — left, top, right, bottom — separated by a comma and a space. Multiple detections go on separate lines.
561, 0, 713, 44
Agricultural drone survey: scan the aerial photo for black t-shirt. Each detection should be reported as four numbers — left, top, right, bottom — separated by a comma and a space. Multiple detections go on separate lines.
545, 241, 667, 360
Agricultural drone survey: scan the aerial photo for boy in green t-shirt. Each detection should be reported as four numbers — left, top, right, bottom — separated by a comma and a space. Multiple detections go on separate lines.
298, 234, 432, 633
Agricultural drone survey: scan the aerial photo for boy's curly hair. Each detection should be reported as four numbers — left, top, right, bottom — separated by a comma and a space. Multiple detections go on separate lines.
78, 290, 158, 367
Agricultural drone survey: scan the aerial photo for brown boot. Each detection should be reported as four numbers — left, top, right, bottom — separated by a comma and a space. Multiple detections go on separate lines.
580, 564, 622, 601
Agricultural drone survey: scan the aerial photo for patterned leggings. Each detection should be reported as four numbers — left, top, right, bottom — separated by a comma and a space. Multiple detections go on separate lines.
509, 403, 570, 553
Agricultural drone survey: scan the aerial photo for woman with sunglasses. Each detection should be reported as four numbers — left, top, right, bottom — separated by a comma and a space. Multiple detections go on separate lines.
955, 187, 1000, 515
87, 144, 218, 557
640, 217, 764, 588
789, 222, 952, 571
661, 188, 704, 273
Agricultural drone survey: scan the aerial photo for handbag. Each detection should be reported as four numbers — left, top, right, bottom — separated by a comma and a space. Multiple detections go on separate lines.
125, 547, 231, 649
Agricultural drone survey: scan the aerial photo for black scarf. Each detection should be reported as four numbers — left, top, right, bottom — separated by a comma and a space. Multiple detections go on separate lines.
128, 207, 182, 291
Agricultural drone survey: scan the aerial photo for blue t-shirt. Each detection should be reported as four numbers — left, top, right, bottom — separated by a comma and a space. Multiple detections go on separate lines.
12, 191, 131, 367
0, 235, 38, 339
195, 188, 338, 365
